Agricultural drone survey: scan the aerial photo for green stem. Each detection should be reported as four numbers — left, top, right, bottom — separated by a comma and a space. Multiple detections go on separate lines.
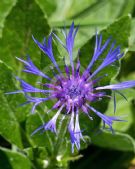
53, 117, 69, 156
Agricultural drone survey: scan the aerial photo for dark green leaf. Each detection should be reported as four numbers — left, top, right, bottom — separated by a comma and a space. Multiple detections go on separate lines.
0, 0, 50, 72
70, 145, 134, 169
0, 0, 16, 37
0, 61, 23, 148
0, 147, 32, 169
26, 113, 54, 153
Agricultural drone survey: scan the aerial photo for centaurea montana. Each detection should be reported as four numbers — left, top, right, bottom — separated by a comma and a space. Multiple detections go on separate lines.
7, 22, 135, 153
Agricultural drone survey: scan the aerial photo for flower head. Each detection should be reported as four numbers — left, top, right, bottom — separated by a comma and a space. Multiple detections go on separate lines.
7, 22, 135, 153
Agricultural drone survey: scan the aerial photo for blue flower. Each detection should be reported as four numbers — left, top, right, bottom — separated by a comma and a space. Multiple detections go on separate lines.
7, 22, 135, 153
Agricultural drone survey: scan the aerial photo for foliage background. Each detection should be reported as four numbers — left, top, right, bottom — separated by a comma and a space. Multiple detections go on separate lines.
0, 0, 135, 169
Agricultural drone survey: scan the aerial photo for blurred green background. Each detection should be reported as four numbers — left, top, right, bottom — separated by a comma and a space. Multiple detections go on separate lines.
0, 0, 135, 169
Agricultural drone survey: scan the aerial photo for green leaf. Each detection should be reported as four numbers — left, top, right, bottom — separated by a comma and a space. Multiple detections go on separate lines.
91, 131, 135, 151
0, 147, 32, 169
48, 0, 128, 23
0, 90, 23, 148
129, 19, 135, 50
0, 0, 51, 123
48, 0, 73, 21
35, 0, 56, 17
104, 88, 135, 132
70, 0, 128, 20
117, 0, 135, 17
0, 0, 50, 72
26, 113, 54, 152
0, 59, 30, 123
0, 61, 23, 148
0, 0, 16, 37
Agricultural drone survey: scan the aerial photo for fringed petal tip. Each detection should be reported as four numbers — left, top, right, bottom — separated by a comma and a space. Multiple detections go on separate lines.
5, 90, 23, 95
96, 80, 135, 91
86, 104, 127, 132
32, 34, 61, 74
31, 124, 45, 136
16, 55, 51, 80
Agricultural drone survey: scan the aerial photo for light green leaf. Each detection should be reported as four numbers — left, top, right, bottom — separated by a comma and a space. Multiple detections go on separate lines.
48, 0, 128, 22
35, 0, 56, 17
129, 19, 135, 50
104, 88, 135, 132
117, 0, 135, 17
91, 131, 135, 152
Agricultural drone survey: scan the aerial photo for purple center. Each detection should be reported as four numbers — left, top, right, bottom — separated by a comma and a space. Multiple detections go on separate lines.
68, 84, 81, 99
53, 76, 93, 110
